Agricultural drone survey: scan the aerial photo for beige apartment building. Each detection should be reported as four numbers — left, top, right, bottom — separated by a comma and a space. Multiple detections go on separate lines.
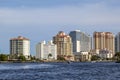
93, 32, 115, 54
53, 31, 74, 61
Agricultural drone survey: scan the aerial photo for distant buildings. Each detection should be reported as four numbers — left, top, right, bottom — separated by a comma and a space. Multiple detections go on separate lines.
69, 30, 91, 53
7, 30, 120, 61
53, 31, 74, 60
115, 32, 120, 52
10, 36, 30, 59
93, 32, 115, 55
36, 40, 57, 60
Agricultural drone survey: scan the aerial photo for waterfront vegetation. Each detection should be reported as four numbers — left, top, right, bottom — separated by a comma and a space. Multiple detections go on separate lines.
18, 55, 26, 61
114, 52, 120, 63
91, 55, 100, 61
0, 54, 8, 61
57, 55, 65, 61
1, 52, 120, 63
0, 54, 35, 62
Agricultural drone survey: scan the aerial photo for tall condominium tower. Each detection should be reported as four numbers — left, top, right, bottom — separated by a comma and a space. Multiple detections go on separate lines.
10, 36, 30, 58
69, 30, 91, 53
93, 32, 115, 54
115, 32, 120, 52
36, 40, 57, 60
53, 31, 73, 56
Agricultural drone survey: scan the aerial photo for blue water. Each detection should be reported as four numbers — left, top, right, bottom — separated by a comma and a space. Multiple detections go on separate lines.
0, 62, 120, 80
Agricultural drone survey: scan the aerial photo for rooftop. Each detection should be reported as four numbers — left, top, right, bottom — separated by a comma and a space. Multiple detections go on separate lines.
10, 36, 29, 40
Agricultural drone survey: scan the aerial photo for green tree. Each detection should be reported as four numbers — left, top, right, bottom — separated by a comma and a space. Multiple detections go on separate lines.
48, 53, 52, 58
0, 54, 8, 61
9, 54, 19, 59
30, 55, 36, 61
91, 55, 100, 61
114, 52, 120, 61
18, 55, 26, 61
57, 55, 65, 61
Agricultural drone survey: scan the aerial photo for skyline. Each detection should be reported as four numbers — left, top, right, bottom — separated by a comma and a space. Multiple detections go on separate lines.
0, 0, 120, 55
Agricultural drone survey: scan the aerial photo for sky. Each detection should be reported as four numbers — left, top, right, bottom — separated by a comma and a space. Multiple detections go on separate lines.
0, 0, 120, 55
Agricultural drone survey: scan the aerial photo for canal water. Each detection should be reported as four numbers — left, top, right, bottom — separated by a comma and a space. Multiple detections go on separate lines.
0, 62, 120, 80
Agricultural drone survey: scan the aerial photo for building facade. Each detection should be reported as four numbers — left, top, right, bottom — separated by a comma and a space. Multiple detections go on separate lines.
99, 49, 113, 59
53, 31, 74, 60
115, 32, 120, 52
36, 40, 57, 60
10, 36, 30, 59
74, 52, 91, 62
69, 30, 91, 53
93, 32, 115, 55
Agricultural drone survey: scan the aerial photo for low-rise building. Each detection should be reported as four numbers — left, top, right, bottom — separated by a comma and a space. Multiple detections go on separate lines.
99, 49, 113, 59
74, 52, 91, 62
90, 49, 99, 55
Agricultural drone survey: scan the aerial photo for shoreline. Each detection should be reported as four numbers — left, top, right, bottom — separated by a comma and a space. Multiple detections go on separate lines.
0, 60, 116, 64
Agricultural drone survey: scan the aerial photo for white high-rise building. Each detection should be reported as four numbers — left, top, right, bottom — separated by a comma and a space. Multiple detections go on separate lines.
10, 36, 30, 59
36, 40, 57, 60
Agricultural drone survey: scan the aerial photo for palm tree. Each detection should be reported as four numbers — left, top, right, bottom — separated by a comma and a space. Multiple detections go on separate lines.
48, 53, 52, 59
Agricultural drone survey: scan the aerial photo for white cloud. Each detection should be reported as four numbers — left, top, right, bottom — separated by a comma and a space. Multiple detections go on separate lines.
0, 2, 120, 26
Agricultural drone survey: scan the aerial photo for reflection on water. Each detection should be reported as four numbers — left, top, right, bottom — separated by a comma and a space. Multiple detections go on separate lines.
0, 63, 54, 70
0, 62, 120, 80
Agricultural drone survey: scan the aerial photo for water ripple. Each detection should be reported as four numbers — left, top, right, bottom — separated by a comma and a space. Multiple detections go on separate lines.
0, 62, 120, 80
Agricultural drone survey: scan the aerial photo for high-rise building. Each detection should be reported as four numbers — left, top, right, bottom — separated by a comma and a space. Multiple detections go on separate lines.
36, 40, 57, 60
93, 32, 115, 54
115, 32, 120, 52
10, 36, 30, 59
69, 30, 91, 53
53, 31, 73, 57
